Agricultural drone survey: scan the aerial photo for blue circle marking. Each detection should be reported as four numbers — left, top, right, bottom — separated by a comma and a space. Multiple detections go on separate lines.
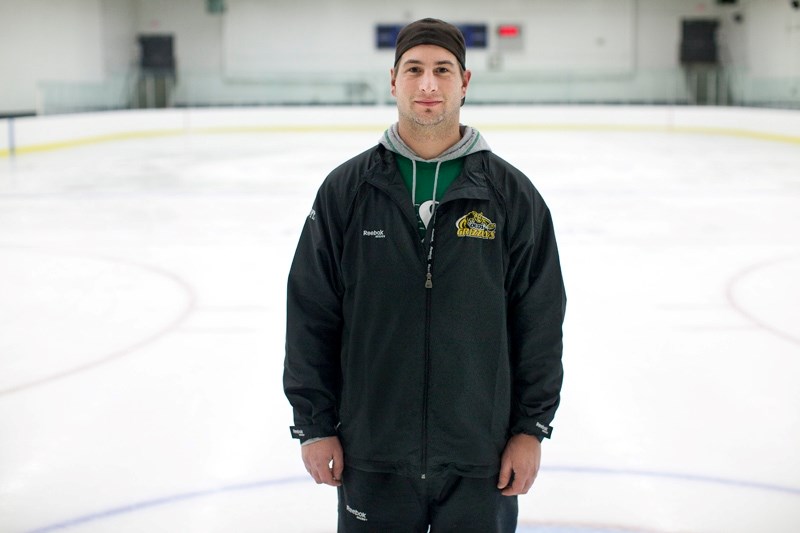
547, 465, 800, 495
28, 476, 307, 532
27, 467, 800, 532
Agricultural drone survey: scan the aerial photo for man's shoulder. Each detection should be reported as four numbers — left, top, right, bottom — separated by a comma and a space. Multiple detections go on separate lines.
327, 144, 387, 182
312, 145, 388, 205
468, 151, 536, 193
480, 151, 528, 180
469, 151, 553, 218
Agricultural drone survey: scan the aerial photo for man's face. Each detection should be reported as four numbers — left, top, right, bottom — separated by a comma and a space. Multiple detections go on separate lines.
391, 44, 471, 128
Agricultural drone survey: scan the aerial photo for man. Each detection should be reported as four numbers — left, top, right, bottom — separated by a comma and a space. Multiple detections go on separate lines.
284, 18, 565, 532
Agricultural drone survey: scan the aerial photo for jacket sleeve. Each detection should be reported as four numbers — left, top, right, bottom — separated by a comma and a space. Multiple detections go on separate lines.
283, 178, 346, 443
505, 181, 566, 441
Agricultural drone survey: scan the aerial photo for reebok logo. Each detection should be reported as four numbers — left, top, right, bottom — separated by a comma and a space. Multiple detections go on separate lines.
535, 422, 550, 435
363, 229, 386, 239
346, 505, 368, 522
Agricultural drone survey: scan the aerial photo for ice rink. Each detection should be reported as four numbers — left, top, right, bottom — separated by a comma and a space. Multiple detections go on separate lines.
1, 106, 799, 532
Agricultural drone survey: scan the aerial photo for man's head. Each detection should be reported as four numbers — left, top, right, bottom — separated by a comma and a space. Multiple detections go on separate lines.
391, 18, 471, 130
394, 18, 466, 72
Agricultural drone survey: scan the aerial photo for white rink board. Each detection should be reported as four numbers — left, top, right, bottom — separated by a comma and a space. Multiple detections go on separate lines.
3, 105, 799, 155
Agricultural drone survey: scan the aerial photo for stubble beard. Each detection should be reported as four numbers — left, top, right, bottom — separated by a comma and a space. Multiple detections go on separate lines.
400, 99, 457, 133
410, 108, 445, 127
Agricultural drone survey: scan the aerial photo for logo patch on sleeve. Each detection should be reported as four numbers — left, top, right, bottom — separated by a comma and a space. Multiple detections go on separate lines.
456, 211, 496, 240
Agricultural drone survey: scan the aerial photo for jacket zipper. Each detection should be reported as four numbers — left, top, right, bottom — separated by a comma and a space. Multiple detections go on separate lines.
420, 204, 440, 479
366, 171, 490, 479
367, 178, 447, 480
421, 284, 432, 479
366, 180, 434, 479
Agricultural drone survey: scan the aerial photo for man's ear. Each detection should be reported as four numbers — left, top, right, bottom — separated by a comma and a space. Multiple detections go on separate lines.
390, 68, 397, 97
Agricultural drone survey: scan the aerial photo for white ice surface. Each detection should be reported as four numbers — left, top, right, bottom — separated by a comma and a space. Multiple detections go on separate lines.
1, 106, 799, 533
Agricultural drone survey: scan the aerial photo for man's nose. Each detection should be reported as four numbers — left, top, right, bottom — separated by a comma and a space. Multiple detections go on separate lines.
419, 71, 437, 92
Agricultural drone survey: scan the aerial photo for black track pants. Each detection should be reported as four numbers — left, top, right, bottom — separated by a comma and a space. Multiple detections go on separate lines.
337, 467, 518, 533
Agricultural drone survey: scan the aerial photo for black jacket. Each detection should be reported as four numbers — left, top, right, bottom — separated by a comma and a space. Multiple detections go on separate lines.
284, 144, 565, 479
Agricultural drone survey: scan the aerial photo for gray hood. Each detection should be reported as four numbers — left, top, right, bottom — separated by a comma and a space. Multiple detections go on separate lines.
379, 123, 491, 163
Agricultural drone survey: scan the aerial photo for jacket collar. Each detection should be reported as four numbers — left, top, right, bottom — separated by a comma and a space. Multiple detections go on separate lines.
365, 144, 491, 204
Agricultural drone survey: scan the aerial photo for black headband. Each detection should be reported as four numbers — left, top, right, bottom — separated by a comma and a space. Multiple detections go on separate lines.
394, 18, 466, 70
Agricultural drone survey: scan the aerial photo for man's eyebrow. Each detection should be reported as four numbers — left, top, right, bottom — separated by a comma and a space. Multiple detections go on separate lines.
401, 59, 457, 67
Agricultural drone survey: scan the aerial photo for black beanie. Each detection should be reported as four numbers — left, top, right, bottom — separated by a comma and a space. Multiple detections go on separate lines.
394, 18, 466, 70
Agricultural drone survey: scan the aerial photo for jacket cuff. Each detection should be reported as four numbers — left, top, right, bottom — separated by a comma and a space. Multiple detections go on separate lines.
289, 424, 336, 443
511, 419, 554, 441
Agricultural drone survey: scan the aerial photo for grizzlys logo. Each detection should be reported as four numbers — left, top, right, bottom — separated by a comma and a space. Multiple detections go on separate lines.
456, 211, 496, 240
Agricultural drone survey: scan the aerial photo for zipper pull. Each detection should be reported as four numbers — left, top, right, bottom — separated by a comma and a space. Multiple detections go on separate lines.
425, 273, 433, 289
